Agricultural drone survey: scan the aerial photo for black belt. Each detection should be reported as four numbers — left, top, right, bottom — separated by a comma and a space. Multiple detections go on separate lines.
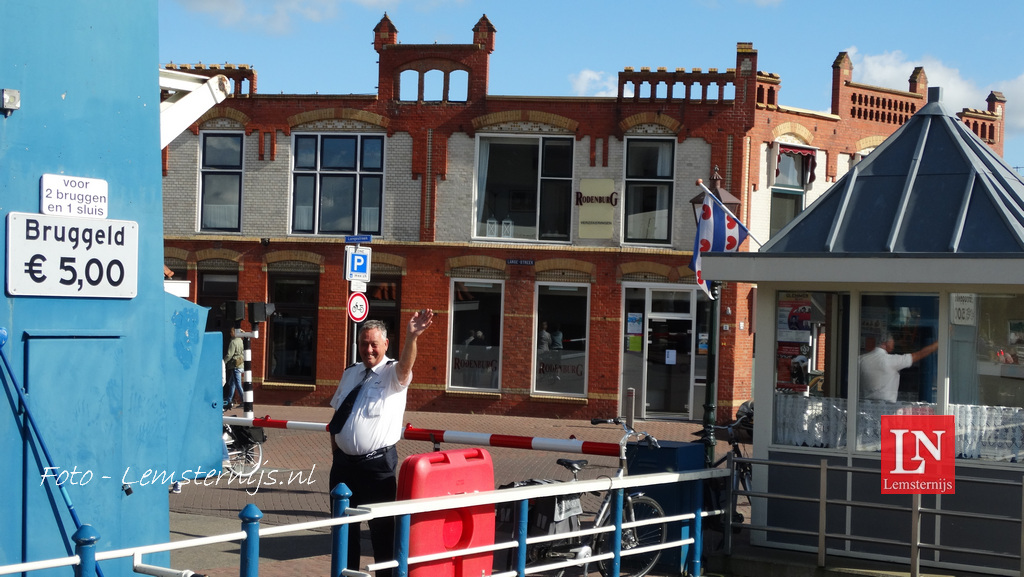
341, 445, 394, 462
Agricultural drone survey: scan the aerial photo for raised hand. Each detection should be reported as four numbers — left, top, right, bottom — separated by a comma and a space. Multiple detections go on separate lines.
408, 308, 434, 337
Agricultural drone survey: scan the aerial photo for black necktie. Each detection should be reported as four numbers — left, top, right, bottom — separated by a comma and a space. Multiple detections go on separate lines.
329, 368, 372, 435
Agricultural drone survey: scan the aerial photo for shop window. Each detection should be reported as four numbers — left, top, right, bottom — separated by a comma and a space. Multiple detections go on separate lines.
266, 274, 318, 383
772, 291, 847, 449
950, 293, 1024, 461
855, 293, 939, 451
535, 284, 589, 396
450, 280, 503, 390
475, 136, 572, 242
292, 133, 384, 235
624, 138, 673, 244
200, 132, 243, 231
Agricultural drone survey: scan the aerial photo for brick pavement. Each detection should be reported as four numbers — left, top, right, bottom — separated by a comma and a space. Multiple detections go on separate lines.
169, 404, 708, 576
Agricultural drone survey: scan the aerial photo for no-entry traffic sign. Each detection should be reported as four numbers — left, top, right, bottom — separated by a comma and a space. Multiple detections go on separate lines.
348, 291, 369, 323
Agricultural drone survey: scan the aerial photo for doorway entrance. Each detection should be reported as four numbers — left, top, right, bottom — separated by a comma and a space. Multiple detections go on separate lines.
622, 286, 709, 420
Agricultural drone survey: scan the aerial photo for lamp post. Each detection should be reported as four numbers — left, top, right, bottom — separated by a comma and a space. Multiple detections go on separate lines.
689, 166, 740, 466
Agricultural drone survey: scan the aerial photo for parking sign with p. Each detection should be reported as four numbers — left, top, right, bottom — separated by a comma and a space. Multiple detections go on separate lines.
345, 246, 372, 282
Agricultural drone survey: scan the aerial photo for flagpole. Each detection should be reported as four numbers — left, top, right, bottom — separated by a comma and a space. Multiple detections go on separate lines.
697, 180, 762, 249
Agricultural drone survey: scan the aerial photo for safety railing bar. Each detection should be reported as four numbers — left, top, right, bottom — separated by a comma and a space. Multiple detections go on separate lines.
491, 571, 518, 577
739, 490, 819, 504
258, 513, 367, 537
406, 539, 519, 564
915, 542, 1019, 561
523, 523, 614, 545
0, 555, 80, 576
97, 531, 247, 560
743, 523, 818, 538
914, 507, 1020, 524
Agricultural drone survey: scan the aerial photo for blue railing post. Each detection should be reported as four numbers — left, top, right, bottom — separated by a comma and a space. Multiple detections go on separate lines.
515, 498, 529, 577
239, 503, 263, 577
331, 483, 353, 577
72, 524, 99, 577
689, 478, 704, 577
610, 489, 623, 577
395, 513, 411, 577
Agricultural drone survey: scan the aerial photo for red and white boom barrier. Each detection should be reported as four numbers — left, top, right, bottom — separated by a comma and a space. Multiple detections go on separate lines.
222, 416, 622, 457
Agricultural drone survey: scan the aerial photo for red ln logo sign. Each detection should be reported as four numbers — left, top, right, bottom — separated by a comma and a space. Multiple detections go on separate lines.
880, 415, 955, 495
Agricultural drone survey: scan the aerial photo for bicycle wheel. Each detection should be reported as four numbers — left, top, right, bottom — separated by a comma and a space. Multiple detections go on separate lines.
595, 495, 666, 577
228, 440, 262, 477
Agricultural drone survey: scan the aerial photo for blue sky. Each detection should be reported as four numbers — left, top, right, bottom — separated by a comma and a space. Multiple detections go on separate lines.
159, 0, 1024, 169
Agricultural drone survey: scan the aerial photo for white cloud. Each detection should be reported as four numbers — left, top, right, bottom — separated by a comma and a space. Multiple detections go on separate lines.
569, 69, 628, 98
847, 46, 1024, 164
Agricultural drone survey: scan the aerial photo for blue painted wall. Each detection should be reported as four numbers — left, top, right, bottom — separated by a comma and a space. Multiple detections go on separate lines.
0, 2, 221, 574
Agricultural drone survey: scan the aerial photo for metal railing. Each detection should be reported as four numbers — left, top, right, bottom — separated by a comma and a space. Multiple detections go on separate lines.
0, 467, 729, 577
727, 455, 1024, 577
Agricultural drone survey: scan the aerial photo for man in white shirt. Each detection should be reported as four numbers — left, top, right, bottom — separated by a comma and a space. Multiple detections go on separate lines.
859, 332, 938, 402
328, 309, 434, 576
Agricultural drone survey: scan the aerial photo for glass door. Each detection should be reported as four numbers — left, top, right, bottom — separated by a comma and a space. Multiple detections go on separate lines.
622, 286, 700, 420
645, 317, 693, 416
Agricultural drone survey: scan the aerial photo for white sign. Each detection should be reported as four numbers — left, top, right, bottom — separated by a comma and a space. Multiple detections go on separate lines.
40, 174, 108, 219
348, 292, 369, 323
7, 212, 138, 298
345, 245, 372, 282
950, 293, 977, 326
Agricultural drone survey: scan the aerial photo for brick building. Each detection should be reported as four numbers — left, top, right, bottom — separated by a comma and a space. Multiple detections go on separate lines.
161, 14, 1005, 422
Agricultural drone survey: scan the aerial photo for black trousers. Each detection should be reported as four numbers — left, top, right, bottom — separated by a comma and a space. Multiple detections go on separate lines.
330, 444, 399, 577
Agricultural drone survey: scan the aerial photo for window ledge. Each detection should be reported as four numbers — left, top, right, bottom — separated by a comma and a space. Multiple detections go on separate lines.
530, 394, 589, 405
261, 381, 316, 391
445, 389, 501, 400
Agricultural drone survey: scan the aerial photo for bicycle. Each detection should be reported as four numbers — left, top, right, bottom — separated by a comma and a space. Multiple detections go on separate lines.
497, 417, 668, 577
222, 423, 265, 477
694, 403, 753, 544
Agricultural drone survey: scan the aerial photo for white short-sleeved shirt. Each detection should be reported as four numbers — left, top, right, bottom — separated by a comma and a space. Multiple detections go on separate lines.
330, 356, 411, 455
858, 347, 912, 402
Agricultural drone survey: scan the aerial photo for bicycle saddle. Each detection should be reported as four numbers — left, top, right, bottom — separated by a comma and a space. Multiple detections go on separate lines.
556, 458, 588, 473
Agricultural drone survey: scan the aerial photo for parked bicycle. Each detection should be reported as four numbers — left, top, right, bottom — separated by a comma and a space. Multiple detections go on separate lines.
694, 401, 753, 543
222, 423, 265, 477
497, 417, 668, 577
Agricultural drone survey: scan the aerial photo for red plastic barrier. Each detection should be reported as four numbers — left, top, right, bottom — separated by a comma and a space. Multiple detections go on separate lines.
397, 448, 495, 577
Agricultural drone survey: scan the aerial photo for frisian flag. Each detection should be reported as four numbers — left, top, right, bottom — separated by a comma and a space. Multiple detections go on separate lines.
688, 190, 750, 299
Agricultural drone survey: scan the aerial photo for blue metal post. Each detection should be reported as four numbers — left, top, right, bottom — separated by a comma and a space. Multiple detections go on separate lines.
331, 483, 352, 577
516, 498, 529, 577
72, 524, 99, 577
395, 514, 411, 577
689, 479, 704, 577
610, 489, 623, 577
239, 503, 263, 577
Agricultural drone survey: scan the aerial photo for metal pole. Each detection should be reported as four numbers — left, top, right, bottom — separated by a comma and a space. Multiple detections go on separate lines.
72, 525, 99, 577
239, 504, 263, 577
910, 493, 921, 577
818, 459, 827, 567
703, 282, 720, 467
331, 483, 352, 577
395, 514, 411, 577
626, 387, 635, 430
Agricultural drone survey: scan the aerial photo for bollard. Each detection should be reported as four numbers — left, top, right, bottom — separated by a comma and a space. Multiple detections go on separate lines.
626, 388, 635, 431
73, 525, 100, 577
239, 504, 263, 577
331, 483, 353, 577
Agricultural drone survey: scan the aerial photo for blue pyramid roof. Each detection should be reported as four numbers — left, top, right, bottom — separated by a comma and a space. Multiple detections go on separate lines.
761, 87, 1024, 256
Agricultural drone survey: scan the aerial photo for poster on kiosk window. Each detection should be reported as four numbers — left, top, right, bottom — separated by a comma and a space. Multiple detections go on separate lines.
776, 291, 813, 392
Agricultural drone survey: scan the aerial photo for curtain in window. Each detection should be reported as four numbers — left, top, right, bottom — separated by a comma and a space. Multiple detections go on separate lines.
476, 140, 491, 232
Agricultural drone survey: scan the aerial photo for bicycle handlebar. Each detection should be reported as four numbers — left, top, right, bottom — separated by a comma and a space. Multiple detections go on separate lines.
591, 417, 660, 450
